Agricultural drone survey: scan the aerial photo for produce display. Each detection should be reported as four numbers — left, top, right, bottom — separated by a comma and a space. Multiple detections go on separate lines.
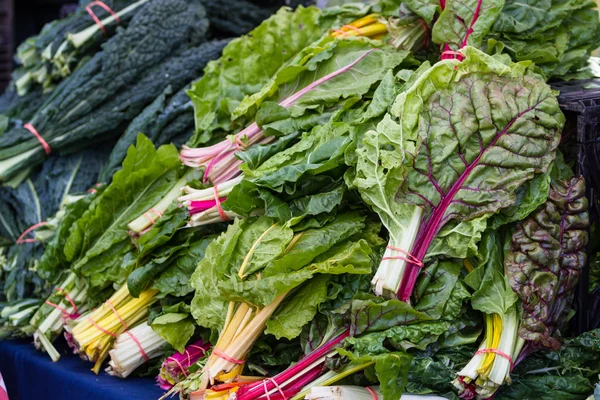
0, 0, 600, 399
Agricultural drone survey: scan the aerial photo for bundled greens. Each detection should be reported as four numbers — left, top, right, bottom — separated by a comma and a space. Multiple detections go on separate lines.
0, 0, 210, 184
14, 0, 150, 95
1, 0, 600, 398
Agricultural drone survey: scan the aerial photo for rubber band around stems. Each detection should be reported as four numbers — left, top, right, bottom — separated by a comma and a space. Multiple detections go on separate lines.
476, 348, 515, 371
332, 29, 349, 37
56, 287, 78, 314
213, 186, 229, 221
24, 123, 51, 155
234, 136, 247, 151
105, 300, 149, 361
262, 377, 287, 400
44, 300, 71, 317
143, 208, 164, 224
85, 1, 120, 35
382, 246, 424, 268
366, 387, 378, 400
342, 24, 362, 34
87, 316, 118, 337
16, 221, 48, 244
167, 355, 188, 377
212, 348, 244, 365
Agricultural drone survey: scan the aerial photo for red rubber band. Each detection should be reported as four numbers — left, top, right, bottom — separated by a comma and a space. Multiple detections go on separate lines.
366, 387, 378, 400
168, 356, 188, 377
234, 136, 247, 152
56, 287, 78, 314
87, 316, 118, 337
212, 348, 244, 365
333, 29, 348, 37
24, 123, 51, 156
382, 246, 424, 267
16, 221, 48, 244
341, 24, 362, 34
476, 348, 514, 371
85, 1, 120, 35
106, 300, 149, 361
143, 208, 163, 224
45, 300, 70, 317
213, 186, 229, 221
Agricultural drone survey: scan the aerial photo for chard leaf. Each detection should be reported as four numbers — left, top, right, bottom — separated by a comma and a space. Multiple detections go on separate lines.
265, 274, 331, 340
392, 47, 563, 300
152, 235, 216, 298
151, 312, 195, 353
229, 217, 294, 277
338, 348, 413, 400
37, 191, 100, 283
248, 122, 351, 193
186, 6, 324, 145
232, 38, 410, 122
469, 232, 518, 316
235, 132, 300, 170
191, 218, 246, 332
265, 212, 366, 275
492, 0, 551, 33
506, 176, 589, 348
64, 134, 181, 293
221, 238, 373, 307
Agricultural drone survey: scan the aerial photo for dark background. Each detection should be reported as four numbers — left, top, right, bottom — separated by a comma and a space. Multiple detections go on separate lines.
1, 0, 77, 91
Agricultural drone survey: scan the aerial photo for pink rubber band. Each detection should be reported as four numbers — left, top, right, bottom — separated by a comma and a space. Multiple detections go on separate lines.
168, 356, 188, 377
85, 1, 120, 35
56, 287, 77, 314
341, 24, 362, 34
476, 348, 514, 371
24, 123, 51, 155
213, 186, 229, 221
212, 348, 244, 365
45, 300, 70, 317
382, 246, 424, 267
234, 136, 247, 152
106, 300, 149, 361
143, 208, 163, 224
16, 221, 48, 244
333, 29, 348, 37
366, 387, 378, 400
87, 316, 117, 337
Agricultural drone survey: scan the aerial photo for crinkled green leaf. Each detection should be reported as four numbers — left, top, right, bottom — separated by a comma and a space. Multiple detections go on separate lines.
187, 6, 324, 145
506, 176, 589, 349
265, 274, 331, 340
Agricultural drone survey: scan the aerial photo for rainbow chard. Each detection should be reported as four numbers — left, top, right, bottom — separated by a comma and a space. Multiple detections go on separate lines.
352, 47, 564, 301
157, 338, 212, 390
131, 38, 412, 233
507, 175, 589, 353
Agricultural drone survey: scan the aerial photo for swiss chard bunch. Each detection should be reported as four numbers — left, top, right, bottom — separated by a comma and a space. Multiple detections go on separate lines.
456, 169, 590, 399
351, 46, 564, 301
178, 212, 384, 396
